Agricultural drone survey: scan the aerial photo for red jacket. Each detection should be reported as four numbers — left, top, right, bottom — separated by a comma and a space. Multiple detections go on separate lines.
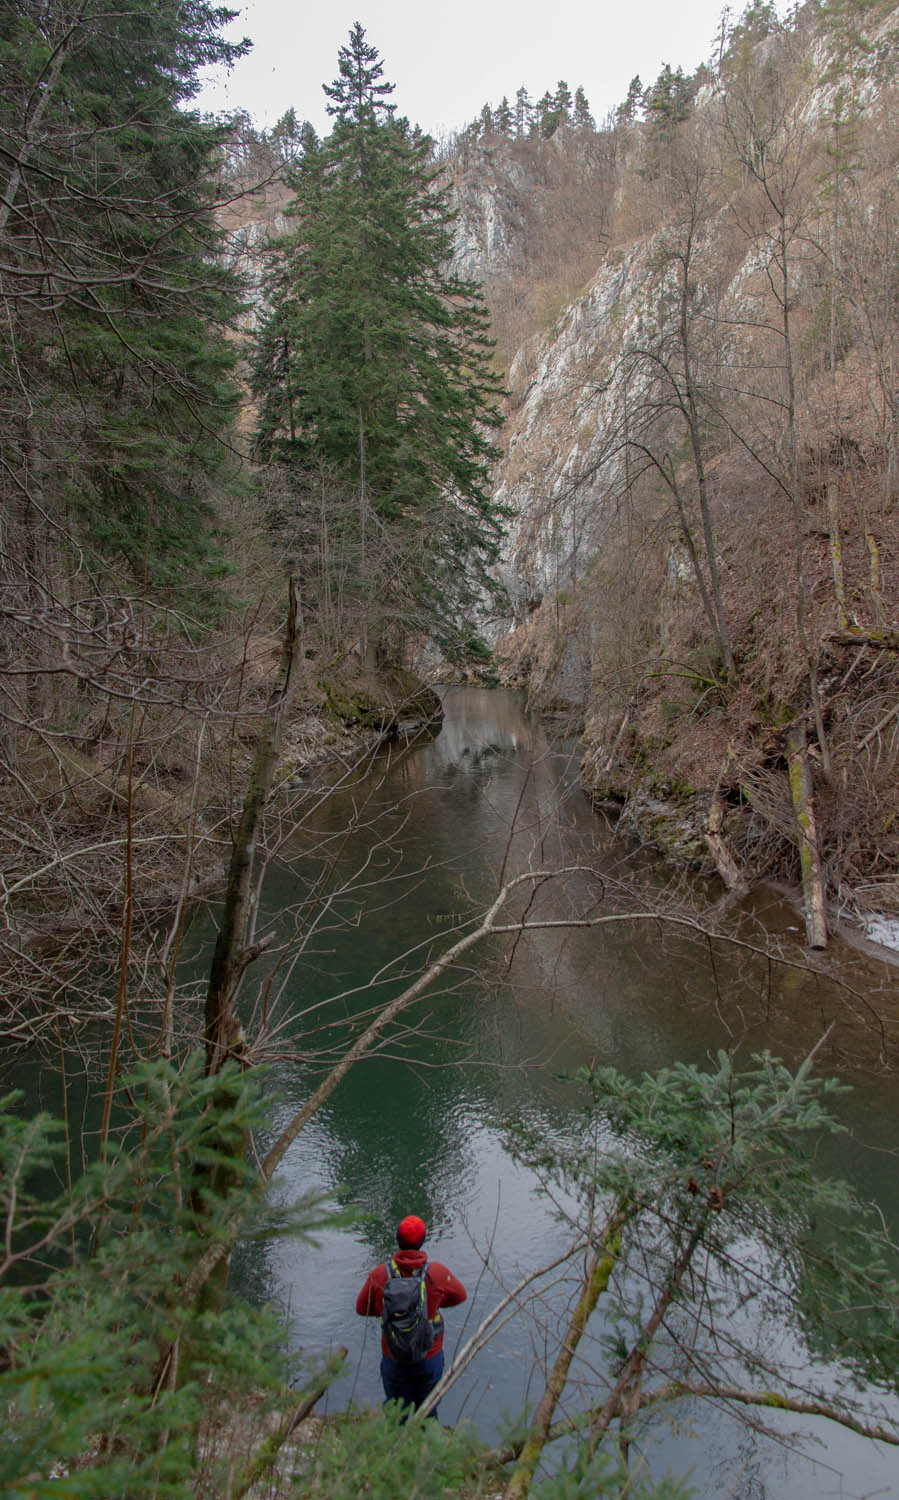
356, 1246, 467, 1358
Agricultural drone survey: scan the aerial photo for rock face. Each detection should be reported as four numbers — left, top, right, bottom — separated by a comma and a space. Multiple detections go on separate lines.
442, 12, 899, 920
450, 144, 532, 281
223, 12, 899, 917
493, 246, 642, 616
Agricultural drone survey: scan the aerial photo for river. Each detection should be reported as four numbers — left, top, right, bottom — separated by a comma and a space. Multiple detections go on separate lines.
209, 686, 897, 1500
6, 686, 896, 1497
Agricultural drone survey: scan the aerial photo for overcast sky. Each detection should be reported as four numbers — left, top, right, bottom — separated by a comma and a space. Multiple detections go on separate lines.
194, 1, 765, 139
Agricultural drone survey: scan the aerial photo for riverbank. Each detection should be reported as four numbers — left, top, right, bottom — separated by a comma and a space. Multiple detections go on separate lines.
6, 688, 899, 1500
0, 648, 443, 1049
516, 659, 899, 967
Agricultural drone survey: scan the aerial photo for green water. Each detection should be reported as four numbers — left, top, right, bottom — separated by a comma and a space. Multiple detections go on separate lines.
8, 687, 898, 1497
206, 687, 896, 1499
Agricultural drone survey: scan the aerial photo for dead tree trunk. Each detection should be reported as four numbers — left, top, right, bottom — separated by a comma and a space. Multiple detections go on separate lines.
787, 727, 828, 950
176, 581, 302, 1377
204, 579, 301, 1076
705, 789, 749, 897
827, 479, 848, 630
504, 1215, 625, 1500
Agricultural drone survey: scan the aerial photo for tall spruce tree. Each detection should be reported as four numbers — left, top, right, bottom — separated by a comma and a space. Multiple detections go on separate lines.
251, 24, 506, 662
0, 0, 248, 588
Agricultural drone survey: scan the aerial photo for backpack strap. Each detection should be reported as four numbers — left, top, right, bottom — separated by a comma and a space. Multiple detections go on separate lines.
419, 1261, 444, 1327
385, 1257, 427, 1281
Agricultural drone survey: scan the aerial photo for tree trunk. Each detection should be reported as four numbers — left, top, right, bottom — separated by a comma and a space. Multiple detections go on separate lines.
679, 253, 734, 677
504, 1216, 624, 1500
827, 479, 848, 630
786, 727, 828, 950
231, 1348, 347, 1500
864, 511, 886, 624
0, 5, 86, 239
705, 788, 748, 896
159, 584, 303, 1393
204, 579, 302, 1075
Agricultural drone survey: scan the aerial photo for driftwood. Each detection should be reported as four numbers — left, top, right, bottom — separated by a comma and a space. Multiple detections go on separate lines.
704, 791, 749, 897
703, 752, 749, 898
786, 728, 828, 950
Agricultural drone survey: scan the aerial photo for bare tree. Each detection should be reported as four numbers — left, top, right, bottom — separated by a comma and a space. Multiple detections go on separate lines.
719, 37, 831, 770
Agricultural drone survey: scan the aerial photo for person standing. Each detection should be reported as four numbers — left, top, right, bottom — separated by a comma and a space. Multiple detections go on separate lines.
356, 1214, 466, 1418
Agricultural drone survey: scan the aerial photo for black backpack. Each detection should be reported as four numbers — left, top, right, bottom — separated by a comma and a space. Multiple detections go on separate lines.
381, 1258, 434, 1363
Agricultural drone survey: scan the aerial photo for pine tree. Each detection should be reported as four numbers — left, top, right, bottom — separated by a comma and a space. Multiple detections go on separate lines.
537, 90, 563, 138
721, 0, 782, 77
503, 1052, 899, 1491
514, 85, 533, 136
644, 63, 695, 128
554, 79, 573, 119
269, 107, 318, 163
494, 96, 514, 135
819, 0, 899, 96
323, 19, 396, 120
573, 85, 595, 129
252, 26, 507, 662
616, 75, 644, 124
0, 1058, 340, 1493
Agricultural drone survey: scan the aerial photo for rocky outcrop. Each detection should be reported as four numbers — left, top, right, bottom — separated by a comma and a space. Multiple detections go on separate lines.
445, 12, 899, 929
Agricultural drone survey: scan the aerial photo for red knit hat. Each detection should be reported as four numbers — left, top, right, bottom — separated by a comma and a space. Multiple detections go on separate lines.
397, 1214, 427, 1248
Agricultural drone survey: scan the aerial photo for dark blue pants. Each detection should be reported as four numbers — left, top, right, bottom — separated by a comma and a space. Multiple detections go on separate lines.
380, 1349, 445, 1419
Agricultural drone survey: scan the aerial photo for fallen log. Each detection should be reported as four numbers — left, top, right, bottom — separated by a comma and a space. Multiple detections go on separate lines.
705, 787, 749, 898
825, 627, 899, 650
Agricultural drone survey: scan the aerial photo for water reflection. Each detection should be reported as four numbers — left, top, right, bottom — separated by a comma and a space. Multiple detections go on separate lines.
221, 687, 899, 1499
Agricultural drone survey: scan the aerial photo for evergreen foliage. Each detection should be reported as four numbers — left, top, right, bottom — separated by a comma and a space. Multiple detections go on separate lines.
553, 80, 574, 117
494, 96, 514, 134
819, 0, 899, 91
461, 79, 594, 143
616, 75, 645, 124
0, 0, 248, 586
515, 86, 533, 136
251, 26, 507, 660
269, 107, 319, 163
535, 92, 560, 138
720, 0, 784, 79
573, 86, 595, 130
0, 1058, 333, 1497
643, 64, 696, 128
504, 1051, 899, 1490
292, 1404, 487, 1499
2, 1041, 897, 1492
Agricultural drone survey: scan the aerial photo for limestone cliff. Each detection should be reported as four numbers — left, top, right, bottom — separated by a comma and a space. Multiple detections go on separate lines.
448, 6, 899, 933
220, 5, 899, 935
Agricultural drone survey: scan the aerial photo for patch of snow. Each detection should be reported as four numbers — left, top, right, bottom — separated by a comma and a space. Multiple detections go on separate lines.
861, 914, 899, 951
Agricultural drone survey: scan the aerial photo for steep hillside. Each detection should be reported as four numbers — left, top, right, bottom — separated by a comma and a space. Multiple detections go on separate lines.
212, 3, 899, 942
453, 2, 899, 939
449, 126, 618, 363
